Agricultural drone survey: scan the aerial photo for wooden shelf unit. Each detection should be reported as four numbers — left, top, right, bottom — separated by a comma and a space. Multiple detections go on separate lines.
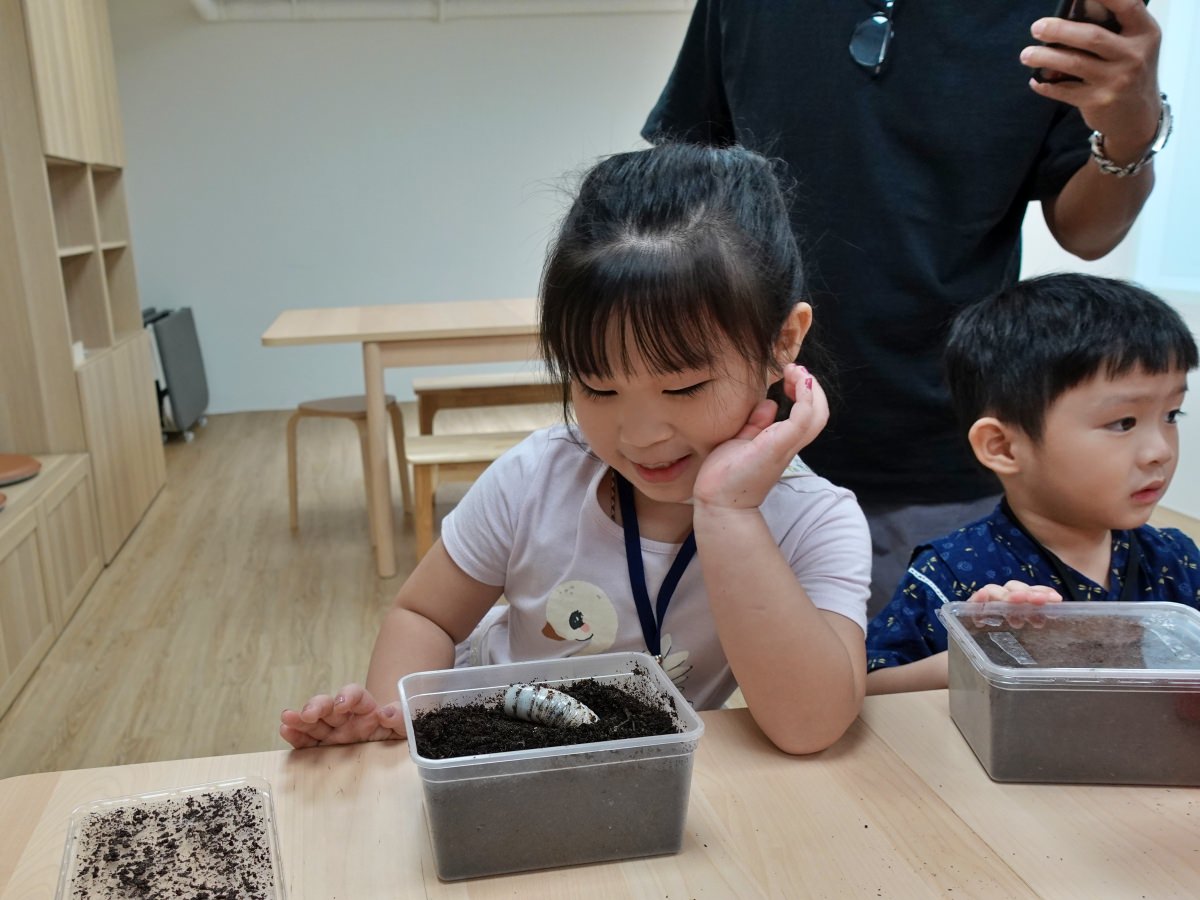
0, 0, 165, 706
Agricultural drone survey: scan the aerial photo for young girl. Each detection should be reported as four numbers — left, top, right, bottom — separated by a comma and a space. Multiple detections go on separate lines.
281, 144, 870, 755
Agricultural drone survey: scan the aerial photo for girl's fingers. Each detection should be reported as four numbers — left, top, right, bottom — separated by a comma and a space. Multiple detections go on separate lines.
279, 723, 321, 750
334, 684, 376, 716
378, 704, 408, 737
298, 694, 336, 723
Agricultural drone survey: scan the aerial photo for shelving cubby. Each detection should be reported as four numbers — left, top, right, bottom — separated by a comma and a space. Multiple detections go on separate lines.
91, 165, 130, 245
104, 244, 141, 340
61, 249, 112, 352
46, 160, 95, 254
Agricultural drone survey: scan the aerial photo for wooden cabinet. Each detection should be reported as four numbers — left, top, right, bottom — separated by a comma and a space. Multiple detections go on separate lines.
78, 333, 167, 562
36, 455, 104, 629
21, 0, 124, 166
0, 505, 54, 720
0, 455, 101, 718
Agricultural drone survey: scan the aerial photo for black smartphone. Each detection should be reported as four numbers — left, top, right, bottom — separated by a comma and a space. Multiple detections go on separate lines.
1033, 0, 1123, 84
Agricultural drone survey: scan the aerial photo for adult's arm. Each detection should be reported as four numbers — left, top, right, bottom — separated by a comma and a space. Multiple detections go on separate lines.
1027, 0, 1164, 259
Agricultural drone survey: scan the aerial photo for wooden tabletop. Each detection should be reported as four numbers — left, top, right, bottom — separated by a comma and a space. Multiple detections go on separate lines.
3, 695, 1196, 898
260, 297, 538, 347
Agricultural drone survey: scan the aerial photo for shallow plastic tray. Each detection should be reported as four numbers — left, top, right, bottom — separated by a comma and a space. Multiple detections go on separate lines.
55, 776, 286, 900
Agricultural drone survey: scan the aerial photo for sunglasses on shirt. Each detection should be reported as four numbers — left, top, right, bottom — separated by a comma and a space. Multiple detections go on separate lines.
849, 0, 897, 77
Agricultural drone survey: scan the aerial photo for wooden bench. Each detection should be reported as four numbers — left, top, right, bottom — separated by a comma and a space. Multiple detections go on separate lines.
411, 370, 559, 435
405, 429, 532, 559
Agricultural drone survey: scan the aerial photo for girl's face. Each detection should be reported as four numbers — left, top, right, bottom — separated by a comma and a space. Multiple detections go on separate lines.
1014, 366, 1187, 534
571, 329, 774, 510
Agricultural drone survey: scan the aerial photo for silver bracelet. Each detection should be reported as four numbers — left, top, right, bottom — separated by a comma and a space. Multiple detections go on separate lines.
1089, 93, 1173, 177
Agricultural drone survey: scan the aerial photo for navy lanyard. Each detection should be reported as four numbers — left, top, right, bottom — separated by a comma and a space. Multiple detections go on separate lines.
1000, 498, 1143, 604
615, 471, 698, 658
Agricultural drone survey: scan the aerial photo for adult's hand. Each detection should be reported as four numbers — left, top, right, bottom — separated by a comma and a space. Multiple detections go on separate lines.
1024, 0, 1162, 165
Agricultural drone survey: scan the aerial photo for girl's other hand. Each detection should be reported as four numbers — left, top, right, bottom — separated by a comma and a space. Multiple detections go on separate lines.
280, 683, 407, 749
693, 363, 829, 511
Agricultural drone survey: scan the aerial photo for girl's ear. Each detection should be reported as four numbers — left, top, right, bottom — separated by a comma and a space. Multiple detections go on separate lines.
773, 301, 813, 370
968, 417, 1022, 476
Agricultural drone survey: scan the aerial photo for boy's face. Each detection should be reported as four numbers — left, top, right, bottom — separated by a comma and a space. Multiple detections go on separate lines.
1017, 366, 1188, 532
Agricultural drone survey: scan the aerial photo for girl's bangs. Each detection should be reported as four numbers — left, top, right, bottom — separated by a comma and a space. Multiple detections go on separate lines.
546, 236, 761, 381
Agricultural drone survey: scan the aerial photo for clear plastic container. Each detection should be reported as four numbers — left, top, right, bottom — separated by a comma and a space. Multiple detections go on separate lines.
400, 650, 705, 880
939, 601, 1200, 784
55, 776, 286, 900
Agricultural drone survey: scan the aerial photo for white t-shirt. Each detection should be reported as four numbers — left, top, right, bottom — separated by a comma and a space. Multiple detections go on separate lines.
442, 425, 870, 710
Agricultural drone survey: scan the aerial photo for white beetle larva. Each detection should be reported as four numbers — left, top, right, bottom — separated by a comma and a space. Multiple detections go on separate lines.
502, 683, 599, 728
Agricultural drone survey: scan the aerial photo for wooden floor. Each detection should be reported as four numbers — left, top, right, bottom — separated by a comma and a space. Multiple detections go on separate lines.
1, 406, 1196, 778
0, 402, 559, 779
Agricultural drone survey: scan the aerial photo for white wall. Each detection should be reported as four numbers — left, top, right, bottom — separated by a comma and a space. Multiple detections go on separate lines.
110, 0, 1200, 516
109, 0, 693, 412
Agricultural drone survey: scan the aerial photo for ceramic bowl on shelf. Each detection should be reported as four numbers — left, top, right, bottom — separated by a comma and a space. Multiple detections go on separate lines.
0, 453, 40, 486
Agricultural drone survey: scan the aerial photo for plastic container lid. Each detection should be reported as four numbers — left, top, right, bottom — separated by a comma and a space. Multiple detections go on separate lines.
938, 601, 1200, 689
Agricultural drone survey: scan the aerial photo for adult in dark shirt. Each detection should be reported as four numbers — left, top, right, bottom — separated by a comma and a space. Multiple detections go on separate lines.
644, 0, 1168, 615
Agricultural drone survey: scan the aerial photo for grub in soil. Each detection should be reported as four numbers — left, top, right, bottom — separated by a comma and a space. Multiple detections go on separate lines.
411, 670, 683, 758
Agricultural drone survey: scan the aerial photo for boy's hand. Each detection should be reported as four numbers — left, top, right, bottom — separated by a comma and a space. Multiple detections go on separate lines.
966, 581, 1063, 605
967, 581, 1062, 629
280, 683, 406, 749
1024, 0, 1162, 166
693, 364, 828, 512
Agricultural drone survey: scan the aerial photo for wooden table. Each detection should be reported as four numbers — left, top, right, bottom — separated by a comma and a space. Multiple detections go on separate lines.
262, 298, 539, 577
4, 693, 1197, 898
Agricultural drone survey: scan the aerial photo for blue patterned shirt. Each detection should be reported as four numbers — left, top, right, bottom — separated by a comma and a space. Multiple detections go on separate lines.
866, 503, 1200, 671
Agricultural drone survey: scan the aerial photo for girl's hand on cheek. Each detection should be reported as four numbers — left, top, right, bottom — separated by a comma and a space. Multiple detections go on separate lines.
693, 365, 829, 513
779, 363, 829, 452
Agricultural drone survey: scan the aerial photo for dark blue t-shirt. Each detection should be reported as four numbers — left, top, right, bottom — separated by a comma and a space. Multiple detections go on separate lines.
866, 503, 1200, 670
644, 0, 1092, 503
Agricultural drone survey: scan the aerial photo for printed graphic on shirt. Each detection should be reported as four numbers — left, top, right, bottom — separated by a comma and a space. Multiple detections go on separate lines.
781, 455, 812, 479
540, 580, 694, 691
541, 581, 618, 654
657, 633, 693, 689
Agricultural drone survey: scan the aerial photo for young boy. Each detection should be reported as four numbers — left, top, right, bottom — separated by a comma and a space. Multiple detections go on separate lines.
866, 273, 1200, 694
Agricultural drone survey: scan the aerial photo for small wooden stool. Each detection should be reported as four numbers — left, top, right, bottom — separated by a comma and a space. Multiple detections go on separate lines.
405, 429, 531, 558
287, 395, 412, 534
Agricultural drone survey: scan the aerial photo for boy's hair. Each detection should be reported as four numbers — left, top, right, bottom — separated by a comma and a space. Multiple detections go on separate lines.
945, 273, 1198, 441
539, 144, 804, 391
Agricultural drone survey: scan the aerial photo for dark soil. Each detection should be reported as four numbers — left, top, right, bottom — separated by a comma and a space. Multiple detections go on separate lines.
411, 673, 683, 759
969, 616, 1147, 668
